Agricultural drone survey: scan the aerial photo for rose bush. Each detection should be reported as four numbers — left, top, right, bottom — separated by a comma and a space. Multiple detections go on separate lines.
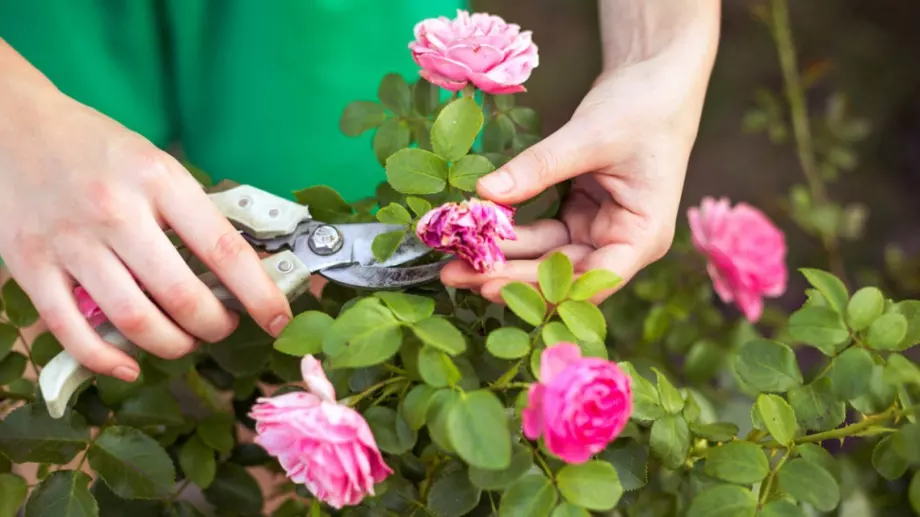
2, 5, 920, 517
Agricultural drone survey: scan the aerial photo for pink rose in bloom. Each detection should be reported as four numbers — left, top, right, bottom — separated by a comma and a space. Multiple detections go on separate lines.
74, 286, 107, 327
409, 10, 539, 94
416, 198, 516, 273
688, 196, 788, 323
522, 343, 633, 464
250, 356, 393, 509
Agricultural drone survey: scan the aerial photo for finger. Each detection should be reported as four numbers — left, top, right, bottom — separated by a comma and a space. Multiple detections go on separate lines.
108, 214, 239, 344
441, 244, 592, 290
501, 220, 570, 259
477, 121, 607, 205
155, 165, 292, 336
65, 241, 197, 360
576, 243, 644, 303
12, 266, 139, 381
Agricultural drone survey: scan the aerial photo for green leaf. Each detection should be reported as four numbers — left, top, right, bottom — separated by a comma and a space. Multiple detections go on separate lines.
509, 107, 540, 134
733, 339, 803, 393
557, 300, 607, 343
292, 185, 352, 220
689, 422, 739, 442
499, 473, 557, 517
759, 500, 805, 517
426, 466, 481, 517
431, 97, 483, 161
26, 332, 60, 367
400, 384, 437, 430
786, 378, 846, 431
196, 413, 235, 454
413, 78, 440, 116
486, 327, 531, 359
846, 287, 884, 331
378, 73, 411, 115
538, 252, 573, 304
116, 386, 184, 428
550, 503, 589, 517
568, 270, 621, 301
372, 230, 408, 263
910, 471, 920, 515
787, 307, 850, 355
273, 311, 333, 356
642, 305, 670, 343
179, 436, 216, 489
850, 364, 898, 414
893, 422, 920, 462
364, 406, 416, 455
0, 324, 16, 362
482, 114, 516, 152
777, 458, 840, 512
619, 362, 664, 421
684, 339, 724, 382
824, 347, 874, 400
325, 298, 404, 369
650, 415, 690, 469
686, 484, 757, 517
866, 313, 908, 350
418, 345, 461, 388
755, 394, 797, 445
704, 442, 769, 484
385, 148, 449, 195
469, 444, 533, 490
0, 352, 26, 385
412, 316, 466, 356
203, 464, 263, 517
796, 443, 841, 484
373, 292, 434, 324
600, 440, 648, 491
339, 100, 386, 137
87, 426, 176, 499
376, 202, 412, 225
96, 373, 145, 407
652, 368, 684, 414
447, 390, 511, 470
886, 353, 920, 387
0, 404, 90, 464
207, 316, 272, 376
92, 481, 162, 517
426, 389, 459, 453
893, 300, 920, 349
449, 154, 495, 192
871, 435, 907, 480
0, 473, 27, 517
800, 268, 849, 314
541, 321, 577, 346
501, 282, 547, 327
556, 461, 623, 510
406, 196, 432, 217
24, 471, 97, 517
2, 280, 38, 328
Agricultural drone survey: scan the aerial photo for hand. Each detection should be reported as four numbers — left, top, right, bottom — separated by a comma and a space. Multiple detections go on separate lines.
0, 61, 291, 382
441, 50, 713, 304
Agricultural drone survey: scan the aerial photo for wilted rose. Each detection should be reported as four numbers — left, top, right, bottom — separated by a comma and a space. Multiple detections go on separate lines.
522, 343, 633, 464
250, 356, 393, 509
688, 196, 788, 323
409, 9, 539, 94
416, 198, 516, 273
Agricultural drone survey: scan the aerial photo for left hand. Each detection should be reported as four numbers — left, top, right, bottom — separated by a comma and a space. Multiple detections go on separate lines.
441, 54, 712, 304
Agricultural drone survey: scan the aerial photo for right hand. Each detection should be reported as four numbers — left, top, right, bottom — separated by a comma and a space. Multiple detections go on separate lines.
0, 71, 292, 382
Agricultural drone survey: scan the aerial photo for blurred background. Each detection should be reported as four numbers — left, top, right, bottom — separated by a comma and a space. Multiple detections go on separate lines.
474, 0, 920, 307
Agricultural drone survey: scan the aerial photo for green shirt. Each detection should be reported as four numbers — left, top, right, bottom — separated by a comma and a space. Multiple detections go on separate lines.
0, 0, 464, 201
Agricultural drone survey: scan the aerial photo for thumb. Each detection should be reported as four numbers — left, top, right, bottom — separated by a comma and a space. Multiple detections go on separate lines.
476, 121, 604, 205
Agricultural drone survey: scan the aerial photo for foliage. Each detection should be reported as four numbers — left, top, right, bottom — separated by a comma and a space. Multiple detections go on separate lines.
2, 1, 920, 516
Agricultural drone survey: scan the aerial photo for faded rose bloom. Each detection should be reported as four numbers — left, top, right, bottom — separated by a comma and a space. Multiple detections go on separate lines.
409, 9, 539, 94
416, 198, 516, 273
250, 356, 392, 509
74, 286, 107, 327
688, 196, 787, 323
522, 343, 632, 464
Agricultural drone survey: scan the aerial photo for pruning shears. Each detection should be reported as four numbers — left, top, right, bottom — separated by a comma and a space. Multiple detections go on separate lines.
39, 184, 446, 419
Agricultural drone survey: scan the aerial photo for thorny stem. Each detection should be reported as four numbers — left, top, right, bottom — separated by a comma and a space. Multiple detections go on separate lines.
345, 376, 405, 407
757, 405, 900, 449
768, 0, 847, 281
759, 448, 791, 504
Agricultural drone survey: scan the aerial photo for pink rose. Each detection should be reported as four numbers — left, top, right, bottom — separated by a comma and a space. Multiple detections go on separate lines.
522, 343, 632, 464
74, 286, 107, 327
688, 196, 788, 323
416, 198, 516, 273
250, 356, 393, 509
409, 9, 539, 94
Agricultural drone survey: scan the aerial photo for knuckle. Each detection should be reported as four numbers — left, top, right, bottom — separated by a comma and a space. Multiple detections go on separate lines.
130, 148, 176, 194
154, 337, 197, 360
524, 146, 559, 184
83, 181, 132, 230
160, 280, 200, 316
208, 231, 248, 269
649, 224, 676, 262
107, 301, 150, 336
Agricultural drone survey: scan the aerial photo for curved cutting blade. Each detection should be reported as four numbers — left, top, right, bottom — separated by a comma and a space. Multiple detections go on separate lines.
320, 259, 449, 290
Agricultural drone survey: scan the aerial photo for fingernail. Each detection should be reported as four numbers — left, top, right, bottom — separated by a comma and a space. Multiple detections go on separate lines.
113, 366, 139, 383
479, 169, 515, 195
269, 314, 290, 337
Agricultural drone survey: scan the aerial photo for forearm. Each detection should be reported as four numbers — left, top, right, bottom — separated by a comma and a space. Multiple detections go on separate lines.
597, 0, 721, 70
